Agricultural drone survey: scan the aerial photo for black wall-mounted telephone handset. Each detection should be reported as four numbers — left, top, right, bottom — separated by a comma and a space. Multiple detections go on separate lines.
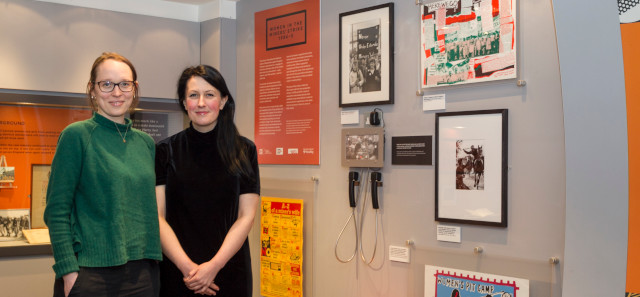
370, 172, 382, 209
348, 171, 359, 208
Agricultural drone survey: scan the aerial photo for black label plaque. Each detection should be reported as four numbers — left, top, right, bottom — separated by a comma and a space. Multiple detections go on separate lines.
391, 135, 432, 165
131, 112, 169, 143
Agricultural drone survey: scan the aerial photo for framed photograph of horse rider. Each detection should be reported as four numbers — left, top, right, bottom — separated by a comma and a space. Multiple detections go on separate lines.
435, 109, 508, 227
339, 3, 394, 107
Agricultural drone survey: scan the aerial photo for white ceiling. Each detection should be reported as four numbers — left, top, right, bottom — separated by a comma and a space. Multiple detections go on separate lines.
165, 0, 219, 4
165, 0, 240, 4
35, 0, 240, 22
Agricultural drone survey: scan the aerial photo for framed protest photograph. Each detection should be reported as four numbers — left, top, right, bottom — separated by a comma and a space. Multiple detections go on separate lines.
0, 209, 30, 242
339, 3, 394, 107
341, 127, 385, 168
435, 109, 508, 227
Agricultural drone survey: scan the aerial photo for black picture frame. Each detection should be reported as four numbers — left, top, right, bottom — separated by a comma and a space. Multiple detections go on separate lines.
435, 109, 508, 227
339, 3, 394, 107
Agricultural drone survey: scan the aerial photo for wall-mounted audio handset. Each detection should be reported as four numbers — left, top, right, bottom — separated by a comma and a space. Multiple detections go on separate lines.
358, 170, 383, 267
369, 111, 381, 126
370, 172, 382, 209
337, 170, 385, 267
335, 171, 361, 263
336, 109, 386, 267
369, 108, 384, 127
349, 171, 359, 208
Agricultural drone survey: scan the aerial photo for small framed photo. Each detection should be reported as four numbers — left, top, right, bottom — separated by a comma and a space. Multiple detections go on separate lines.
339, 3, 394, 107
341, 127, 385, 168
435, 109, 508, 227
0, 209, 30, 241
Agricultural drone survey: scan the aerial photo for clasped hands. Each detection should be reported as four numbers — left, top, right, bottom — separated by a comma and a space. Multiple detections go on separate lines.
183, 261, 221, 296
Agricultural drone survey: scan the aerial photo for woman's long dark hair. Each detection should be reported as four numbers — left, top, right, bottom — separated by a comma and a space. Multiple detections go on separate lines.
177, 65, 254, 180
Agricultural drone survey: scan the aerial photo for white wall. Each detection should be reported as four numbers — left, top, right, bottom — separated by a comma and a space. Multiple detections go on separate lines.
0, 256, 55, 297
0, 0, 200, 99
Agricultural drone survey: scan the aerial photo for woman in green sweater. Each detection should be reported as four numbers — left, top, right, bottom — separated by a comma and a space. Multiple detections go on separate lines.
44, 52, 162, 297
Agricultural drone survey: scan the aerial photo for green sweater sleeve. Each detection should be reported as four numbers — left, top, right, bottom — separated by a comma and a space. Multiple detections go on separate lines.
44, 124, 88, 278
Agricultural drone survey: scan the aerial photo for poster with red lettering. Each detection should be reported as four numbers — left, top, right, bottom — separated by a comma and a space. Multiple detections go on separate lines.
254, 0, 320, 165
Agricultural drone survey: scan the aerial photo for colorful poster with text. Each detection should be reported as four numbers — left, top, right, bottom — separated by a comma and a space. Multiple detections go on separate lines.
425, 265, 529, 297
260, 197, 304, 297
254, 0, 320, 165
420, 0, 516, 88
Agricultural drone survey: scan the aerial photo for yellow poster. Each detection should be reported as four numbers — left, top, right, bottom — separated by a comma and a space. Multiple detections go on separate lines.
260, 197, 303, 297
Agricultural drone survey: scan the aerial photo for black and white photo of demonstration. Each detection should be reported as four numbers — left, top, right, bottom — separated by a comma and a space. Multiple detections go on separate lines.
346, 133, 380, 161
0, 209, 30, 241
348, 19, 381, 94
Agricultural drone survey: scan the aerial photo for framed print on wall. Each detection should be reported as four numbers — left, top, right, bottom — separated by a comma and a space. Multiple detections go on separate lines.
435, 109, 508, 227
339, 3, 394, 107
30, 164, 51, 229
420, 0, 517, 88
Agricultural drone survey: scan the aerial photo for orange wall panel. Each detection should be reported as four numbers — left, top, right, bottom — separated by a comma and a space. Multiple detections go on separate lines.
622, 22, 640, 294
0, 106, 90, 210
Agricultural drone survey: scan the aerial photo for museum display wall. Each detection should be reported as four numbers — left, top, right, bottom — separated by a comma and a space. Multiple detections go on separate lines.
0, 0, 628, 296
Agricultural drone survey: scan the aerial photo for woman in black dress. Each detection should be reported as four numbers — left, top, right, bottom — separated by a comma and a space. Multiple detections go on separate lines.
155, 65, 260, 296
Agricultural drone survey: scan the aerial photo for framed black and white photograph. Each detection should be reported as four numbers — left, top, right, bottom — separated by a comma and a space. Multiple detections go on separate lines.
435, 109, 508, 227
0, 209, 30, 242
341, 127, 385, 168
339, 3, 394, 107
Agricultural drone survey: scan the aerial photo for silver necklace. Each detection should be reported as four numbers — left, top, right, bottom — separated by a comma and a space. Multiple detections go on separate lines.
114, 122, 129, 143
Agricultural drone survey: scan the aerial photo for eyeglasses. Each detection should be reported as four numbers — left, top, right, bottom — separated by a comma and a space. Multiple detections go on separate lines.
94, 81, 135, 92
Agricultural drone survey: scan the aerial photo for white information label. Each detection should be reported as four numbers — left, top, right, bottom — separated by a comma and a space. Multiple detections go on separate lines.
340, 109, 359, 124
389, 245, 410, 263
423, 94, 446, 111
436, 224, 461, 243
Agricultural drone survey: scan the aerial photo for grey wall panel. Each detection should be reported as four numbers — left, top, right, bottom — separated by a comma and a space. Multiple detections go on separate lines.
201, 17, 237, 108
0, 0, 200, 99
201, 18, 222, 70
236, 0, 567, 296
219, 17, 237, 100
554, 0, 629, 295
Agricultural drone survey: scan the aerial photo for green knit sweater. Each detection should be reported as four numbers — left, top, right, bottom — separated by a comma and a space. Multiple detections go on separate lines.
44, 112, 162, 278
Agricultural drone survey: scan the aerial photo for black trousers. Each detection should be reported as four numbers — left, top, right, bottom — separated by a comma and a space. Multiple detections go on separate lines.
53, 259, 159, 297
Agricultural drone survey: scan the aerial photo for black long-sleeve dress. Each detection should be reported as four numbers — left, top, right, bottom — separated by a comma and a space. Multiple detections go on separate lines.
155, 124, 260, 297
